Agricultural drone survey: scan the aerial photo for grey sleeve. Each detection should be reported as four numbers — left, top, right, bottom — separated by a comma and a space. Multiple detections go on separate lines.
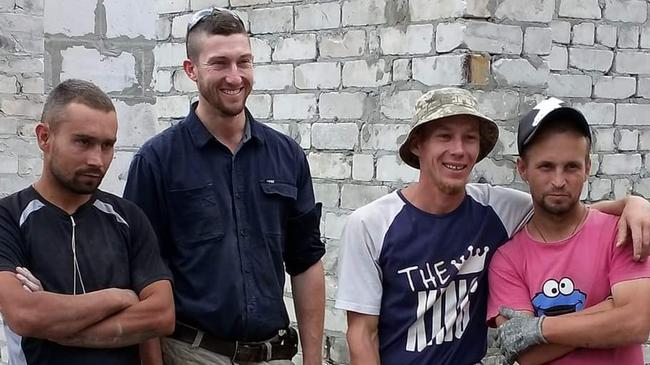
466, 183, 534, 238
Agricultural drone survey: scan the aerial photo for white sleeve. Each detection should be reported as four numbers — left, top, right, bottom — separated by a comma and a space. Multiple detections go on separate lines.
335, 210, 383, 315
466, 183, 534, 238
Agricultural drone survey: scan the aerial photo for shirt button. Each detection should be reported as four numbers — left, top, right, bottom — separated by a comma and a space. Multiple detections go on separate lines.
240, 229, 247, 237
235, 193, 241, 199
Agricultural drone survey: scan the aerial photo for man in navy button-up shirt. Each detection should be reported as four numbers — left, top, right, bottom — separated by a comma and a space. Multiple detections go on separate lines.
124, 7, 325, 365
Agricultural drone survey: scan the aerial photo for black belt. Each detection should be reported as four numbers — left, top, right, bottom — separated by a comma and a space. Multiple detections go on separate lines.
170, 322, 298, 362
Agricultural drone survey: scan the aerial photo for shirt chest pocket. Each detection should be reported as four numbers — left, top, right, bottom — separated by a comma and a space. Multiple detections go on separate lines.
167, 184, 225, 245
258, 180, 297, 233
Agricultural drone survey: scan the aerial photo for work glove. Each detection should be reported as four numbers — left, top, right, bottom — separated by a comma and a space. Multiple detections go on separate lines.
496, 307, 547, 364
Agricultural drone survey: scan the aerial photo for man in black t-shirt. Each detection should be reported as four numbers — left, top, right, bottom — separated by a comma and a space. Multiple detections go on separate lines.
0, 79, 174, 365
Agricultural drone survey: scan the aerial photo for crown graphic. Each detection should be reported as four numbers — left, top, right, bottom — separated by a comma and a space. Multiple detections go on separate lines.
451, 245, 489, 275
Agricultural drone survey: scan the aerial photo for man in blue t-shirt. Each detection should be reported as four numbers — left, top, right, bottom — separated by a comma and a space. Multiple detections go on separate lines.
335, 88, 650, 365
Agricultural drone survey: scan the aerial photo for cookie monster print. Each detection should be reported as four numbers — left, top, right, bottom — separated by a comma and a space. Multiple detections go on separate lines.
532, 278, 586, 317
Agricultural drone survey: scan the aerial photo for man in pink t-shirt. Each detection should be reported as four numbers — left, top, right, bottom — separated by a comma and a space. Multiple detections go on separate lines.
487, 98, 650, 365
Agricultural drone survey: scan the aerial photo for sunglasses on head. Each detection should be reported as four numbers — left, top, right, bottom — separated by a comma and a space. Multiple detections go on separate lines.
187, 7, 245, 32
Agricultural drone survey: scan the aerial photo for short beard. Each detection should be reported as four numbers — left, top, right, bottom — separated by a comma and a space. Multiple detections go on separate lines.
536, 195, 578, 216
437, 181, 465, 196
50, 162, 102, 195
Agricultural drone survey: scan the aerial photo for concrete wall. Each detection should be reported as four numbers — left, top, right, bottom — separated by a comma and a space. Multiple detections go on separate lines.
2, 0, 650, 364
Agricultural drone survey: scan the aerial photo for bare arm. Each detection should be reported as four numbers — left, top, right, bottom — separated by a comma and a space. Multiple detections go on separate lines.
51, 280, 175, 348
347, 311, 380, 365
139, 338, 163, 365
0, 272, 137, 339
592, 196, 650, 260
291, 260, 325, 365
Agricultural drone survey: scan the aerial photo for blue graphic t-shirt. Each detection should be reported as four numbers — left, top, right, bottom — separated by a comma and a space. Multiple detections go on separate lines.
335, 184, 532, 365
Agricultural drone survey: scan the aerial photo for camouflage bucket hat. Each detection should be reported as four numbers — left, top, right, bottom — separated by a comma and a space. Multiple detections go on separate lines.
398, 87, 499, 169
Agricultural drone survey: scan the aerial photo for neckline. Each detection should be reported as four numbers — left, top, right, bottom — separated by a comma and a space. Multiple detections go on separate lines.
524, 208, 592, 245
396, 189, 468, 218
28, 185, 97, 217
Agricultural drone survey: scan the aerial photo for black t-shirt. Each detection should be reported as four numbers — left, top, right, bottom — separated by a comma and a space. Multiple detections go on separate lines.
0, 186, 172, 365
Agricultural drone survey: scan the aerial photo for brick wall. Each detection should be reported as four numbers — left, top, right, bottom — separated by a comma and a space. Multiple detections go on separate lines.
1, 0, 650, 364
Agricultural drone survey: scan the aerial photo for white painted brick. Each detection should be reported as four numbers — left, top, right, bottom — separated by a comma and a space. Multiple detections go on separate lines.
381, 90, 422, 119
641, 26, 650, 49
273, 34, 317, 61
319, 92, 366, 119
548, 74, 592, 97
464, 21, 523, 54
361, 124, 410, 151
616, 104, 650, 126
308, 152, 351, 179
0, 157, 18, 174
61, 47, 136, 93
154, 70, 173, 92
524, 27, 552, 55
614, 178, 632, 199
114, 101, 157, 147
559, 0, 601, 19
156, 95, 189, 118
250, 6, 292, 34
295, 2, 340, 31
251, 38, 272, 63
471, 159, 515, 185
618, 129, 639, 151
319, 30, 365, 58
573, 102, 615, 125
596, 24, 617, 48
593, 76, 636, 99
594, 128, 616, 151
253, 64, 293, 90
497, 127, 518, 155
547, 45, 568, 71
0, 75, 17, 93
493, 58, 549, 88
156, 18, 171, 41
615, 51, 650, 74
376, 155, 418, 182
572, 22, 595, 45
314, 182, 339, 207
295, 62, 340, 89
640, 130, 650, 150
273, 94, 317, 120
600, 153, 642, 174
436, 22, 465, 53
342, 59, 390, 87
342, 0, 386, 26
353, 154, 374, 181
475, 90, 520, 121
379, 24, 433, 55
20, 78, 43, 94
173, 70, 197, 92
312, 123, 358, 150
154, 43, 186, 68
171, 13, 193, 39
190, 0, 229, 10
551, 21, 571, 44
410, 0, 464, 20
569, 48, 613, 71
495, 0, 554, 22
324, 212, 349, 240
412, 55, 466, 86
341, 184, 391, 210
590, 178, 612, 200
618, 26, 640, 48
246, 94, 272, 119
4, 58, 43, 74
637, 178, 650, 198
603, 0, 647, 23
393, 59, 410, 81
44, 0, 94, 36
105, 0, 156, 39
155, 0, 189, 14
638, 78, 650, 98
0, 97, 42, 118
231, 0, 269, 5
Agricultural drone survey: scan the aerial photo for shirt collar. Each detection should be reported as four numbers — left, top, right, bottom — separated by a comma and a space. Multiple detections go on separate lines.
186, 102, 265, 148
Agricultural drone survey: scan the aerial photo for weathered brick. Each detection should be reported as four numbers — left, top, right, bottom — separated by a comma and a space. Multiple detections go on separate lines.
231, 0, 269, 6
1, 97, 42, 118
615, 51, 650, 74
618, 129, 639, 151
155, 0, 188, 14
156, 95, 189, 118
60, 47, 138, 93
251, 37, 272, 63
341, 184, 391, 210
252, 64, 293, 90
465, 21, 523, 54
342, 0, 386, 26
495, 0, 554, 22
105, 0, 156, 39
573, 102, 615, 125
613, 178, 632, 199
600, 154, 642, 174
496, 127, 518, 155
603, 0, 647, 23
308, 152, 351, 179
618, 26, 640, 48
493, 58, 549, 88
393, 59, 410, 81
153, 43, 186, 68
471, 159, 515, 185
312, 123, 358, 150
190, 0, 229, 10
409, 0, 464, 20
569, 48, 613, 72
559, 0, 601, 19
156, 18, 171, 41
319, 92, 366, 120
295, 2, 340, 31
381, 90, 422, 120
379, 24, 433, 55
314, 182, 339, 208
640, 130, 650, 150
342, 59, 390, 87
475, 90, 520, 121
594, 128, 616, 151
0, 75, 17, 94
154, 70, 172, 92
250, 6, 293, 34
593, 76, 636, 99
329, 335, 351, 364
548, 74, 592, 98
596, 24, 617, 48
638, 78, 650, 98
361, 124, 410, 151
616, 104, 650, 125
637, 178, 650, 198
641, 26, 650, 49
114, 101, 157, 147
590, 178, 612, 200
572, 22, 595, 45
547, 45, 568, 71
173, 70, 197, 92
436, 22, 465, 53
551, 20, 571, 44
273, 94, 317, 120
20, 78, 43, 94
44, 0, 94, 35
412, 55, 466, 86
319, 30, 366, 58
295, 62, 341, 89
376, 155, 418, 182
352, 153, 374, 181
246, 94, 272, 119
273, 34, 317, 61
524, 27, 552, 55
324, 212, 349, 240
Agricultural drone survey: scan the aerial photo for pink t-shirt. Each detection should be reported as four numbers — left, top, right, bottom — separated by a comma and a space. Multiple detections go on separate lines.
487, 209, 650, 365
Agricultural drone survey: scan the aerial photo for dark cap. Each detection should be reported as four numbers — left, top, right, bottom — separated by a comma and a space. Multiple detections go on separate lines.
517, 97, 591, 155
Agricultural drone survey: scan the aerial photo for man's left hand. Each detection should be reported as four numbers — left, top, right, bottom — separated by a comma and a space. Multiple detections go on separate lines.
616, 196, 650, 261
497, 307, 547, 363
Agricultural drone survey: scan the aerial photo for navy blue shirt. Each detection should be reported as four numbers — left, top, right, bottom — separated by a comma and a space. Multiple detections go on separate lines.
123, 104, 324, 341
